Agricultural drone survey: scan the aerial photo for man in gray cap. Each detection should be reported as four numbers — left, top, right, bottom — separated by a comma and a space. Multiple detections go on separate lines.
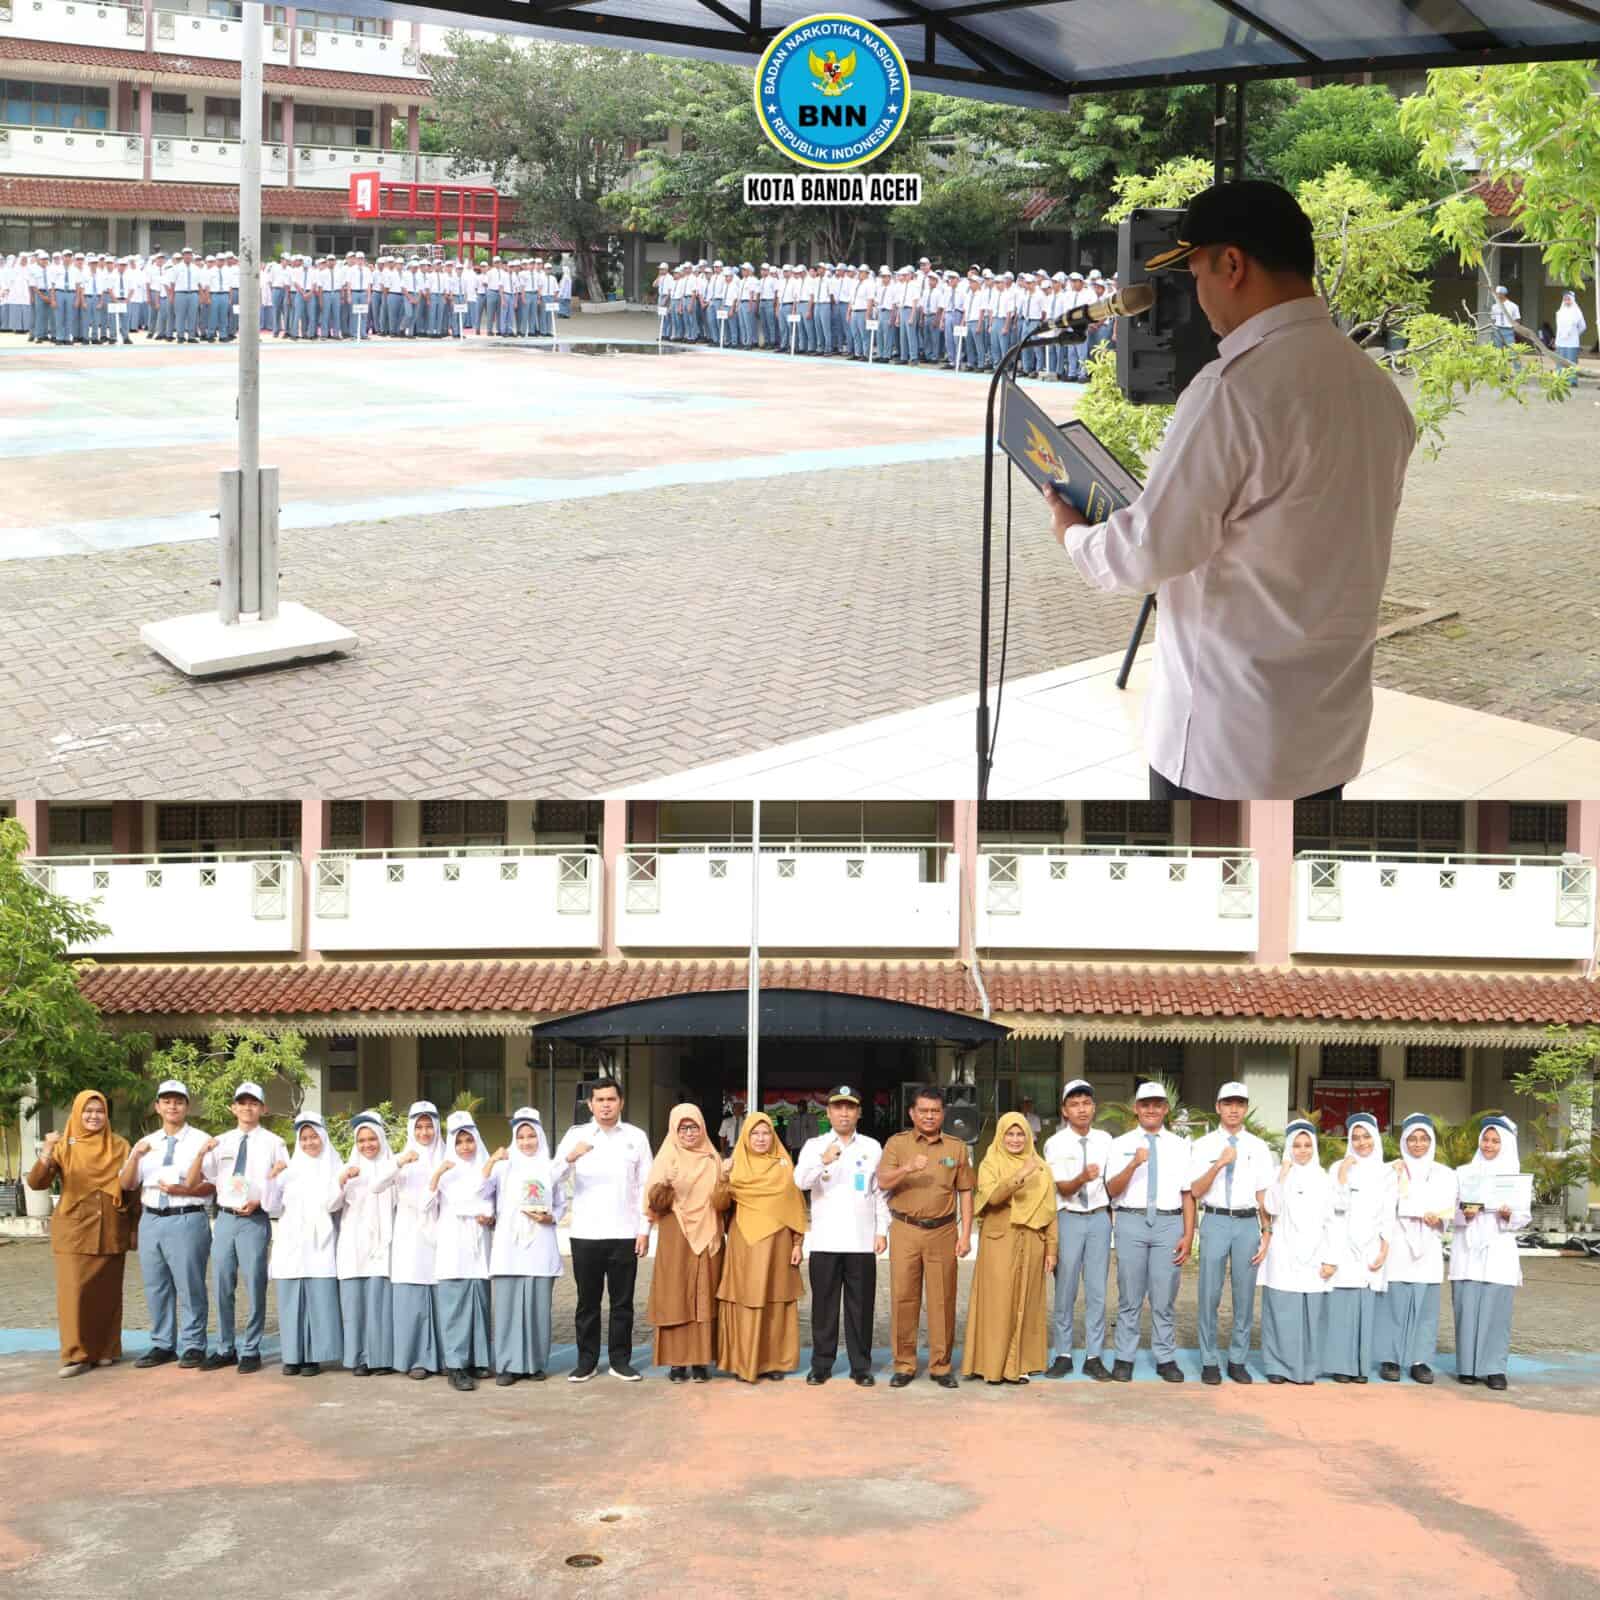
186, 1080, 290, 1373
119, 1079, 214, 1368
1043, 1078, 1115, 1380
1188, 1080, 1274, 1385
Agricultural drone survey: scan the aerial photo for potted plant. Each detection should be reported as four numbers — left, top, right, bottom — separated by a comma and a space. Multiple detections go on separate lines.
1510, 1025, 1599, 1229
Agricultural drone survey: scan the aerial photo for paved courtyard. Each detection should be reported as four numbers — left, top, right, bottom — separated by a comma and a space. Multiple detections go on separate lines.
1, 323, 1597, 797
1, 1238, 1596, 1598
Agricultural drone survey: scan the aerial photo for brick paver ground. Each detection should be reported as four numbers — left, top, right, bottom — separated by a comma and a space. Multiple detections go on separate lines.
1, 335, 1596, 796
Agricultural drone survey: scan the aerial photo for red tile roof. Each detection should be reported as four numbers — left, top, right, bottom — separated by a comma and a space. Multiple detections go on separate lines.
0, 36, 432, 97
1019, 187, 1064, 226
0, 174, 357, 217
75, 958, 1600, 1028
1469, 178, 1521, 220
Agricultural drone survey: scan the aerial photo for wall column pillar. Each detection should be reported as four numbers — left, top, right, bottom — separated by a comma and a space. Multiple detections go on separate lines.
1242, 800, 1294, 965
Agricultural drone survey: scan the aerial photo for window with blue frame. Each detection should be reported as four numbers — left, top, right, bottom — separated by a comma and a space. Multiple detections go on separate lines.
1, 80, 110, 130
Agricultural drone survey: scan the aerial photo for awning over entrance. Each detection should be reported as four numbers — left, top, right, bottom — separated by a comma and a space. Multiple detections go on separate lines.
379, 1, 1600, 110
532, 987, 1010, 1044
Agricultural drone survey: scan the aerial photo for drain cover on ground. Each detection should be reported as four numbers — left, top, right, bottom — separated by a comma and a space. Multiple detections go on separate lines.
566, 1555, 604, 1568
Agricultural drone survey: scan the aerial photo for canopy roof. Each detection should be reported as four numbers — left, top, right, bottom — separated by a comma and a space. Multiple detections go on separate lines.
373, 0, 1600, 109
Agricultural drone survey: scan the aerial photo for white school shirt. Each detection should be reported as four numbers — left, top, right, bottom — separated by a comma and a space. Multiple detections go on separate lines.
1448, 1189, 1529, 1288
1044, 1125, 1115, 1213
559, 268, 572, 295
224, 263, 239, 291
391, 1157, 442, 1286
553, 1120, 652, 1241
722, 275, 740, 309
46, 261, 66, 291
461, 267, 478, 299
741, 275, 760, 306
199, 1126, 290, 1214
131, 1123, 213, 1212
656, 275, 672, 305
486, 1158, 568, 1278
1258, 1168, 1336, 1294
759, 275, 778, 302
26, 260, 46, 291
267, 261, 288, 289
202, 264, 222, 293
433, 1166, 494, 1280
1106, 1127, 1192, 1212
267, 1164, 342, 1279
850, 278, 874, 312
1555, 301, 1587, 343
1065, 296, 1416, 799
1326, 1157, 1395, 1290
793, 1132, 890, 1253
1027, 287, 1047, 319
171, 261, 199, 292
1386, 1161, 1457, 1285
882, 280, 904, 312
1489, 296, 1520, 328
1188, 1126, 1275, 1212
335, 1158, 397, 1280
144, 263, 166, 296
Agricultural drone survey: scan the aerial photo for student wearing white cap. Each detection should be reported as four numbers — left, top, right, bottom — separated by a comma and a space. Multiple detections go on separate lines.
391, 1100, 447, 1379
169, 247, 202, 343
1188, 1080, 1274, 1385
484, 1107, 567, 1385
25, 250, 48, 343
268, 1112, 343, 1375
119, 1079, 213, 1368
1377, 1112, 1456, 1384
1062, 269, 1089, 379
1489, 283, 1520, 349
185, 1080, 288, 1374
1104, 1081, 1194, 1381
1044, 1079, 1115, 1380
1449, 1115, 1528, 1391
1323, 1111, 1394, 1383
336, 1110, 398, 1375
558, 257, 573, 319
1257, 1118, 1337, 1384
432, 1109, 496, 1390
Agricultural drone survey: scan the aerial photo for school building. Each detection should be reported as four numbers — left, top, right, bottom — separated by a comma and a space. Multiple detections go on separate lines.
0, 0, 498, 259
8, 795, 1598, 1216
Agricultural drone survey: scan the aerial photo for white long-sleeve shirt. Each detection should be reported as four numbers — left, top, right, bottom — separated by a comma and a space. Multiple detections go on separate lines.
1555, 302, 1587, 344
335, 1158, 397, 1280
1065, 295, 1417, 799
487, 1158, 568, 1278
793, 1132, 890, 1253
391, 1158, 442, 1286
1326, 1157, 1395, 1290
1448, 1189, 1530, 1287
553, 1120, 652, 1240
1386, 1161, 1457, 1285
1259, 1170, 1336, 1294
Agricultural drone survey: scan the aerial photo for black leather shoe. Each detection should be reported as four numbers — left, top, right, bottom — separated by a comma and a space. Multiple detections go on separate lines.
1379, 1362, 1401, 1382
1227, 1363, 1254, 1385
178, 1348, 205, 1369
1457, 1373, 1479, 1385
1046, 1356, 1073, 1379
495, 1371, 519, 1387
852, 1374, 875, 1387
1201, 1365, 1222, 1386
1083, 1358, 1113, 1383
408, 1366, 430, 1380
805, 1371, 828, 1386
931, 1373, 959, 1389
758, 1370, 784, 1381
1485, 1374, 1508, 1392
1410, 1364, 1435, 1385
1111, 1360, 1134, 1383
1156, 1362, 1185, 1384
238, 1355, 262, 1374
690, 1366, 711, 1383
531, 1371, 547, 1382
669, 1367, 689, 1383
301, 1363, 321, 1377
448, 1369, 476, 1392
1332, 1373, 1354, 1384
352, 1364, 371, 1377
889, 1372, 915, 1389
200, 1351, 236, 1372
281, 1363, 302, 1376
472, 1366, 491, 1380
1267, 1374, 1289, 1384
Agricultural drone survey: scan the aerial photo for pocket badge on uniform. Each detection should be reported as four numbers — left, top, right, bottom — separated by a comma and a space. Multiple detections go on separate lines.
940, 1156, 956, 1169
854, 1172, 866, 1192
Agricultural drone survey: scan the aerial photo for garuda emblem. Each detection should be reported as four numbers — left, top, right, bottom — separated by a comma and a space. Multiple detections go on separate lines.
809, 48, 856, 96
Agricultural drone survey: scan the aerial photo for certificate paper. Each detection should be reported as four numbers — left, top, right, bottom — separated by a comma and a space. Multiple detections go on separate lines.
220, 1173, 251, 1209
1486, 1174, 1532, 1211
520, 1178, 547, 1211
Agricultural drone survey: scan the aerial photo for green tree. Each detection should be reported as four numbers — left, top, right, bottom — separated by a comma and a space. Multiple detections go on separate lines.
0, 817, 150, 1173
139, 1030, 313, 1137
1510, 1023, 1598, 1214
428, 36, 673, 295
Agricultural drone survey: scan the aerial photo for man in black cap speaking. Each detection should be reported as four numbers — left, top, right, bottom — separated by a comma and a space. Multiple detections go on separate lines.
792, 1085, 889, 1387
1042, 180, 1417, 801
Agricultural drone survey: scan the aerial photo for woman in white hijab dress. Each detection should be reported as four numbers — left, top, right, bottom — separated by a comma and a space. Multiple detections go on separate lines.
1257, 1119, 1336, 1385
336, 1110, 398, 1376
268, 1113, 344, 1376
485, 1107, 567, 1385
1377, 1112, 1457, 1385
1323, 1112, 1393, 1383
391, 1100, 446, 1380
1449, 1115, 1529, 1391
432, 1109, 495, 1391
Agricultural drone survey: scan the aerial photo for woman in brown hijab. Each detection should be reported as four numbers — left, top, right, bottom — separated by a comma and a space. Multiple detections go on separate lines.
25, 1090, 140, 1377
961, 1111, 1057, 1385
645, 1103, 731, 1384
716, 1111, 808, 1382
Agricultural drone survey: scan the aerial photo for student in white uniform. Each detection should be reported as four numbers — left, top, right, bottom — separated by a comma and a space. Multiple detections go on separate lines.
793, 1085, 889, 1387
391, 1100, 446, 1379
336, 1110, 398, 1377
1257, 1119, 1337, 1385
1104, 1082, 1195, 1382
485, 1106, 567, 1385
186, 1080, 288, 1374
1449, 1115, 1529, 1391
431, 1109, 495, 1391
1378, 1112, 1457, 1385
1043, 1078, 1115, 1381
119, 1078, 214, 1369
268, 1112, 343, 1376
1323, 1111, 1394, 1383
1189, 1081, 1275, 1385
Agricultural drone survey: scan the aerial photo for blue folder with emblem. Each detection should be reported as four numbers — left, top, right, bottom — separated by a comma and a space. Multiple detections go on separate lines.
997, 381, 1144, 522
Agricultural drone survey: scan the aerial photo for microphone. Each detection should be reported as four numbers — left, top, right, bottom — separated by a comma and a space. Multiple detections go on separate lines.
1037, 281, 1155, 336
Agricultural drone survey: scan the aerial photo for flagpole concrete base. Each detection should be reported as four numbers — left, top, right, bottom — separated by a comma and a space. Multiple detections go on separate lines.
140, 602, 356, 677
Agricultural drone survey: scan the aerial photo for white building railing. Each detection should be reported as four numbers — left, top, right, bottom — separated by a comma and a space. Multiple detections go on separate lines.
27, 851, 301, 956
0, 123, 143, 180
0, 0, 147, 52
617, 841, 959, 950
976, 843, 1259, 953
294, 23, 423, 78
309, 845, 602, 953
1292, 850, 1595, 960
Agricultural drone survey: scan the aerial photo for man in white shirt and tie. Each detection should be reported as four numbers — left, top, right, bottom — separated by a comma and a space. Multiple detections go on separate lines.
553, 1079, 652, 1382
1489, 283, 1521, 350
1044, 1079, 1115, 1380
1044, 180, 1417, 803
184, 1080, 289, 1374
169, 247, 201, 343
794, 1086, 889, 1387
1189, 1081, 1274, 1386
118, 1079, 214, 1369
1104, 1081, 1195, 1382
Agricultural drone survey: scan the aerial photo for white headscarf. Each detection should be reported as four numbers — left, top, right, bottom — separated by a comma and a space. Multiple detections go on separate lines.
1466, 1115, 1520, 1179
1336, 1112, 1389, 1254
1396, 1114, 1440, 1261
344, 1110, 396, 1268
401, 1100, 446, 1175
1278, 1119, 1331, 1265
284, 1113, 342, 1253
505, 1106, 556, 1245
440, 1109, 490, 1218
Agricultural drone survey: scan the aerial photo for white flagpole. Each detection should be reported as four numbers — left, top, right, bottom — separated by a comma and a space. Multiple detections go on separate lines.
746, 798, 761, 1121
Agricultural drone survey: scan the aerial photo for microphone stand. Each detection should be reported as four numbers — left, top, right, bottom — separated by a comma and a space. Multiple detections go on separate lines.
1116, 593, 1155, 689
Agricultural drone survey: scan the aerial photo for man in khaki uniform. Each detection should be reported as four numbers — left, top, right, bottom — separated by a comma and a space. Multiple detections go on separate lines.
877, 1085, 974, 1388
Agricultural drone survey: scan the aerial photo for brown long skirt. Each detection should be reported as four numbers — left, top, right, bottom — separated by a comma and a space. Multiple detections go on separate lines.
56, 1251, 127, 1366
649, 1212, 723, 1366
960, 1216, 1050, 1382
715, 1222, 801, 1381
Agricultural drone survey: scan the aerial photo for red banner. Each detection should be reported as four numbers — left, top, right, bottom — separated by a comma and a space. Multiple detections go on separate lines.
1310, 1078, 1394, 1133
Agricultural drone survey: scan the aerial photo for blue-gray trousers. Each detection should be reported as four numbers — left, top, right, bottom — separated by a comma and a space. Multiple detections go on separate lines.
139, 1208, 211, 1354
1052, 1207, 1110, 1361
1197, 1210, 1260, 1369
1451, 1280, 1514, 1378
1113, 1210, 1183, 1363
340, 1275, 395, 1369
211, 1207, 271, 1358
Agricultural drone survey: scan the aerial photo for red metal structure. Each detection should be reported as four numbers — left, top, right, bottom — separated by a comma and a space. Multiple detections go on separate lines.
348, 171, 502, 260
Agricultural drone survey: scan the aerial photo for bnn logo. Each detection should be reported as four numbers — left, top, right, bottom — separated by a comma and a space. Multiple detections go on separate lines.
798, 104, 868, 127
